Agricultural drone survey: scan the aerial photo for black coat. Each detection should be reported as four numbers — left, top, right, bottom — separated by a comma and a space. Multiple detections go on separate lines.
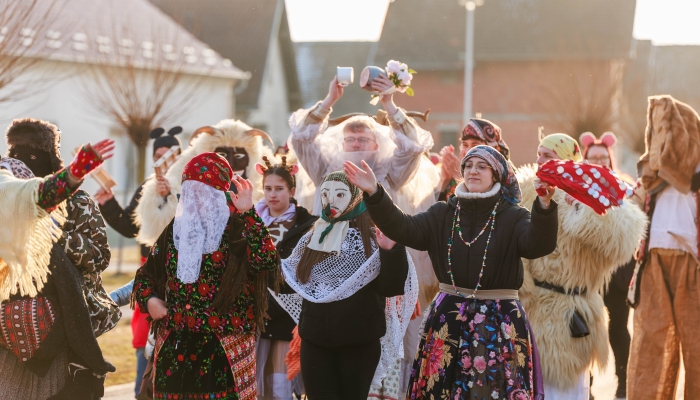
364, 184, 558, 291
260, 206, 318, 341
297, 242, 409, 347
98, 182, 150, 258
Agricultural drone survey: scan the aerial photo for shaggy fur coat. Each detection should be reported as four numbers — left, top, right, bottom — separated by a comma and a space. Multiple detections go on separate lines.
517, 164, 647, 390
134, 119, 275, 246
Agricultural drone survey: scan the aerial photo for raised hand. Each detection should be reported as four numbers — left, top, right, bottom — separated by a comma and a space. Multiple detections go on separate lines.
92, 139, 115, 161
533, 178, 556, 209
440, 145, 461, 180
371, 74, 397, 114
156, 176, 171, 197
229, 176, 254, 212
344, 160, 378, 195
69, 139, 116, 180
376, 228, 396, 250
94, 187, 114, 205
321, 77, 344, 110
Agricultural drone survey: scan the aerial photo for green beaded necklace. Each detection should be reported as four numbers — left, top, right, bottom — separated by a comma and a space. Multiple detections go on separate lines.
446, 198, 500, 299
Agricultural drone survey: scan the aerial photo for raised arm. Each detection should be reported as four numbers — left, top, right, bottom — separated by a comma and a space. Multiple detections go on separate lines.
96, 184, 144, 238
371, 74, 434, 190
288, 78, 344, 185
229, 177, 278, 275
38, 139, 115, 211
362, 183, 439, 251
515, 199, 559, 260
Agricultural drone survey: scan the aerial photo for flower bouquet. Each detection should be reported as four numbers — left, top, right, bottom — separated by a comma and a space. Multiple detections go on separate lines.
360, 59, 416, 105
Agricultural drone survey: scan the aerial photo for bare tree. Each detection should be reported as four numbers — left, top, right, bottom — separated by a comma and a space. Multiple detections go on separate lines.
85, 18, 210, 184
0, 0, 63, 104
538, 59, 622, 137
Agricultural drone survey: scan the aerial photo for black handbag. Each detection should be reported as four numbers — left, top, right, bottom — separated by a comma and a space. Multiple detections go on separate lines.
570, 309, 590, 338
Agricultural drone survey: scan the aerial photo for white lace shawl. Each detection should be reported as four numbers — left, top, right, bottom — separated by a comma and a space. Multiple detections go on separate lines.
173, 180, 230, 284
276, 228, 419, 388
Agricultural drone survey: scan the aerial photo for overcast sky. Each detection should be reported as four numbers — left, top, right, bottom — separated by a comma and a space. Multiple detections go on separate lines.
285, 0, 700, 45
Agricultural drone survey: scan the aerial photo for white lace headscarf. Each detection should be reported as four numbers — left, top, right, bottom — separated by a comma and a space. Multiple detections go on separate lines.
173, 152, 234, 284
173, 180, 230, 283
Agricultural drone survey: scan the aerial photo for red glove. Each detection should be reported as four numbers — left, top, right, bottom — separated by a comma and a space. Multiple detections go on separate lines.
69, 144, 104, 180
536, 160, 633, 215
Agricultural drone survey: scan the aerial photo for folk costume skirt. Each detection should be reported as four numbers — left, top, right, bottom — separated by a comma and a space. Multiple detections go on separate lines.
153, 328, 257, 400
407, 287, 537, 400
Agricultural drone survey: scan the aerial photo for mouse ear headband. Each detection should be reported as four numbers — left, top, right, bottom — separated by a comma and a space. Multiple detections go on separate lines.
580, 131, 617, 149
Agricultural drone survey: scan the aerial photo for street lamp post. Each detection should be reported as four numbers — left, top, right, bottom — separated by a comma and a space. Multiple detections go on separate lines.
461, 0, 484, 126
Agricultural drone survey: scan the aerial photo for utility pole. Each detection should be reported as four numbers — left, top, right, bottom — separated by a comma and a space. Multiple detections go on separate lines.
461, 0, 484, 126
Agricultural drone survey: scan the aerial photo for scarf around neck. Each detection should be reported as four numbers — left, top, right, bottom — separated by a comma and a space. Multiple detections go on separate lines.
255, 199, 296, 227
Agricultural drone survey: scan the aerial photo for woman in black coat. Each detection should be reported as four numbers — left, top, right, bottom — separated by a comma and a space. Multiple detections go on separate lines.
344, 145, 557, 400
253, 157, 318, 399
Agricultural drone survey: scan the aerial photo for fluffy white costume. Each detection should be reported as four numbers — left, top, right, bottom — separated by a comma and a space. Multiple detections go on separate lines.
517, 164, 647, 390
134, 119, 276, 246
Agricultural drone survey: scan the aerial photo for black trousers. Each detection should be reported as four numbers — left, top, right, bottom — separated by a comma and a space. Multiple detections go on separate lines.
604, 283, 631, 398
300, 338, 381, 400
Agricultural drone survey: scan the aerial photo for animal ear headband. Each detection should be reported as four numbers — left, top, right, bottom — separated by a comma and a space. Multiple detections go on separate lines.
149, 126, 183, 139
255, 156, 299, 176
580, 131, 617, 148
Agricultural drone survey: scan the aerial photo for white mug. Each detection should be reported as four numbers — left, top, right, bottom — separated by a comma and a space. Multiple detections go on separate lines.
336, 67, 354, 87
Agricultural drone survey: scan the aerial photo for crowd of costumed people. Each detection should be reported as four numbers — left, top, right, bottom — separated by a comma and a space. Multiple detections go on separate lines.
4, 58, 700, 400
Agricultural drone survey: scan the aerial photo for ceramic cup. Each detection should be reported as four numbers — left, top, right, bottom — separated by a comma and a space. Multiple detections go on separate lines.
336, 67, 354, 87
359, 66, 387, 93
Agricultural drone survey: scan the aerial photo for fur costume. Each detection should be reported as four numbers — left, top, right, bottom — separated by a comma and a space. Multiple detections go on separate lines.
5, 118, 63, 174
134, 119, 276, 246
639, 95, 700, 194
516, 164, 647, 390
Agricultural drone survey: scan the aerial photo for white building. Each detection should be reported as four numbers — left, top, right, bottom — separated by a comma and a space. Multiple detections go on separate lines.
0, 0, 250, 200
150, 0, 302, 146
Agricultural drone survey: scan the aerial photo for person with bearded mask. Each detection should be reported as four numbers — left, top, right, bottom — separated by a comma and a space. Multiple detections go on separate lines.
132, 152, 278, 400
516, 133, 646, 400
0, 140, 117, 400
277, 171, 418, 399
289, 76, 438, 399
288, 76, 435, 216
437, 118, 510, 201
345, 146, 558, 400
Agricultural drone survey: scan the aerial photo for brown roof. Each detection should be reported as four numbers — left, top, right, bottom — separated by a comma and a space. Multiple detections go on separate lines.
16, 0, 247, 79
373, 0, 637, 70
149, 0, 301, 110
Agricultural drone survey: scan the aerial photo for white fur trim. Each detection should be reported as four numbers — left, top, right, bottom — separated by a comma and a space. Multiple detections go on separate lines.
135, 119, 276, 246
454, 182, 501, 199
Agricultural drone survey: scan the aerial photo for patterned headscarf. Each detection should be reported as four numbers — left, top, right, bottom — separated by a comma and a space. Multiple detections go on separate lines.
539, 133, 582, 162
0, 157, 35, 179
461, 145, 522, 204
462, 118, 510, 160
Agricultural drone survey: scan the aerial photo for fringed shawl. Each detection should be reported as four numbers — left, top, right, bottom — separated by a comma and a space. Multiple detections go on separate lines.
0, 170, 66, 301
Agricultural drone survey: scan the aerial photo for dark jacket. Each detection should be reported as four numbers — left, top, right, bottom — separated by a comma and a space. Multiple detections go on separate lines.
261, 206, 318, 341
98, 182, 149, 258
364, 184, 558, 291
297, 242, 409, 347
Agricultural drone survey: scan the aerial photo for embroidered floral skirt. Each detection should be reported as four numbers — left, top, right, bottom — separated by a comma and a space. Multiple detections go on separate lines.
407, 293, 534, 400
153, 330, 239, 400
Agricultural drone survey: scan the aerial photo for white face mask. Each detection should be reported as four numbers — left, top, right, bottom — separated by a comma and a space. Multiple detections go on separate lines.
320, 180, 352, 218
